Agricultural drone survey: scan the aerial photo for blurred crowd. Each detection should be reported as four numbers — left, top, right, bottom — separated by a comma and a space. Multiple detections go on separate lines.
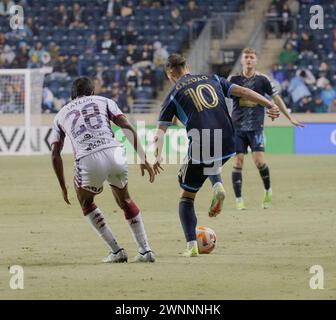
267, 0, 336, 113
265, 0, 299, 38
0, 0, 208, 113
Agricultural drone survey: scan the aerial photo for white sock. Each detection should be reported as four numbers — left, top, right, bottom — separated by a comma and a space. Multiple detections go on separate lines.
236, 197, 243, 202
187, 241, 198, 250
126, 212, 151, 254
86, 207, 121, 253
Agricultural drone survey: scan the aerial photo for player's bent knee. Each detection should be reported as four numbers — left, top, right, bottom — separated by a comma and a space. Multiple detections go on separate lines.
233, 161, 243, 169
255, 161, 266, 169
180, 190, 196, 200
114, 194, 129, 209
234, 156, 244, 169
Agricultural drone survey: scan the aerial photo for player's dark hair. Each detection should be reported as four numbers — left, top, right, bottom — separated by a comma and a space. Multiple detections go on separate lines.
165, 54, 187, 74
71, 77, 95, 99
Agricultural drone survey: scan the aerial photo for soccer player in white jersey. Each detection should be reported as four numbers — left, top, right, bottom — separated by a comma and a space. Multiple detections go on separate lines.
51, 77, 156, 263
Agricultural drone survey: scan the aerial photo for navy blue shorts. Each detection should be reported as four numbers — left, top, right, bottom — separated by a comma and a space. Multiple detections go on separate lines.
234, 129, 265, 154
178, 156, 232, 193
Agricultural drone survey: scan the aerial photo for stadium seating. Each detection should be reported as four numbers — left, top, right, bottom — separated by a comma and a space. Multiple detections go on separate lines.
274, 0, 336, 112
1, 0, 246, 112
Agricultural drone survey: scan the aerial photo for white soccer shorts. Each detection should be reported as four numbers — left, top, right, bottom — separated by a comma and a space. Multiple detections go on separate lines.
74, 147, 128, 194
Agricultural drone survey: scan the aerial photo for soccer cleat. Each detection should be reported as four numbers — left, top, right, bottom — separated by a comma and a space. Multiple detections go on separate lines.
209, 183, 226, 218
235, 198, 246, 210
102, 248, 128, 263
182, 246, 199, 257
262, 189, 272, 209
134, 251, 156, 263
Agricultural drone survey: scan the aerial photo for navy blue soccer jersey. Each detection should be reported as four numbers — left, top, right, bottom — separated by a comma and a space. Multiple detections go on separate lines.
229, 72, 278, 131
158, 73, 237, 164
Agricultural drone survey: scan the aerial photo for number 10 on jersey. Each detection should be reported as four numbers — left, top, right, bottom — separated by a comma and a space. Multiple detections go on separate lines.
185, 84, 219, 112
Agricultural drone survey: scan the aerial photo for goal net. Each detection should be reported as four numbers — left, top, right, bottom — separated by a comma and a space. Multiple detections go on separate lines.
0, 68, 51, 155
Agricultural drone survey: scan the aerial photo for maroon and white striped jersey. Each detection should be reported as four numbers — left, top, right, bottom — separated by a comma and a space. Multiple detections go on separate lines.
50, 95, 124, 159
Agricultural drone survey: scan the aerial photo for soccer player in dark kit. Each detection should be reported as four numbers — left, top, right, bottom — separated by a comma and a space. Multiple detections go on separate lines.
153, 54, 280, 257
229, 48, 304, 210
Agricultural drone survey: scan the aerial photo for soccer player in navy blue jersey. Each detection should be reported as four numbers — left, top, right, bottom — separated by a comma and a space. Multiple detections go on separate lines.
153, 54, 280, 257
229, 48, 304, 210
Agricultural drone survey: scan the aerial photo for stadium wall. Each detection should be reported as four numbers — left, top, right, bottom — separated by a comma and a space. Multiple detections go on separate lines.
295, 124, 336, 155
0, 113, 336, 155
0, 123, 335, 156
264, 127, 294, 154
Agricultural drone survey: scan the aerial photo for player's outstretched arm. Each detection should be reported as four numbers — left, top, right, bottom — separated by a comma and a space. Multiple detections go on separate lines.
273, 95, 305, 127
153, 124, 168, 175
231, 85, 280, 120
114, 115, 155, 183
51, 143, 71, 205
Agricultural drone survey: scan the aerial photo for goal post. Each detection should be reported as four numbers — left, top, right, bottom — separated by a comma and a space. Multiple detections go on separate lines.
0, 67, 52, 155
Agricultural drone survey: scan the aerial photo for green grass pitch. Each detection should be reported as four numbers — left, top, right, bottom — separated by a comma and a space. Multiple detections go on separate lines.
0, 155, 335, 299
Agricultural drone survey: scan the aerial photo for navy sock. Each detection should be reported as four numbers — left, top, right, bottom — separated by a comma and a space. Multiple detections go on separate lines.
232, 167, 242, 198
208, 174, 222, 186
259, 164, 271, 190
178, 197, 197, 242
